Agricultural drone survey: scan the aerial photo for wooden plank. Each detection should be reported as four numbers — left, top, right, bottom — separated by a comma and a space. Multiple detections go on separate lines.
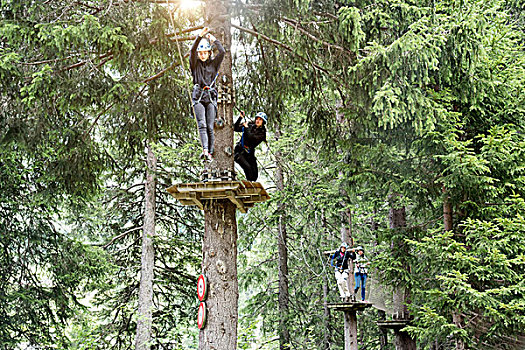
225, 191, 246, 213
327, 301, 373, 312
376, 320, 411, 329
241, 195, 270, 204
166, 180, 270, 213
166, 185, 179, 194
188, 192, 203, 210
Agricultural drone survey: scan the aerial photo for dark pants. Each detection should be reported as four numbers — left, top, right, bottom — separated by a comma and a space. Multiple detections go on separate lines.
234, 146, 258, 181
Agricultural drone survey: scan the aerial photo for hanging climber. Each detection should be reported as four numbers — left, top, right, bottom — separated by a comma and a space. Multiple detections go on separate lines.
330, 242, 356, 302
233, 111, 267, 181
353, 246, 370, 302
190, 27, 225, 162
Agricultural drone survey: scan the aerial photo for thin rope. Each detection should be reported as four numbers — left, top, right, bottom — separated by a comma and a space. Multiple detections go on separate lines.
165, 2, 200, 135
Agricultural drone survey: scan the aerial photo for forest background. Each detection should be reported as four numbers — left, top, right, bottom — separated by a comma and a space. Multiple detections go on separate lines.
1, 0, 524, 349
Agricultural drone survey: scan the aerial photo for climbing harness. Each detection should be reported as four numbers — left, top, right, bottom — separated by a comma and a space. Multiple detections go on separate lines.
192, 72, 219, 108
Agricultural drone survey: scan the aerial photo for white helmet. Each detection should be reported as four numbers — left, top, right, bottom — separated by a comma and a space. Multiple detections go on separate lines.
197, 38, 212, 52
340, 242, 348, 249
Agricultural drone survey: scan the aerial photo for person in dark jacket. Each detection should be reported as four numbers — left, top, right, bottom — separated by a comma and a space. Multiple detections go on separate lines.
330, 242, 357, 301
233, 111, 267, 181
190, 27, 225, 162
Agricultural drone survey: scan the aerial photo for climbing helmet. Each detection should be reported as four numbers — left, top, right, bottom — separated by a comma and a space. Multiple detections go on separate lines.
197, 38, 212, 52
255, 112, 268, 123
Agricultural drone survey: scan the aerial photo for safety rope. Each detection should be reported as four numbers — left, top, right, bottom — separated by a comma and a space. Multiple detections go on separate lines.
165, 1, 199, 131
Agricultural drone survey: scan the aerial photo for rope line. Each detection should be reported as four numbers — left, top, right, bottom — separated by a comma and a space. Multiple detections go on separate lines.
165, 2, 200, 138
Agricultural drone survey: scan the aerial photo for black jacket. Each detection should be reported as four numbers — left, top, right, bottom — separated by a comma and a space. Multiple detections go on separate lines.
234, 117, 267, 154
190, 36, 225, 88
331, 249, 356, 270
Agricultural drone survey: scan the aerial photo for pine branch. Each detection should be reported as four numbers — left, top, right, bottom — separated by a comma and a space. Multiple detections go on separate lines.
231, 23, 331, 76
282, 16, 355, 59
102, 227, 142, 248
166, 25, 204, 38
143, 55, 187, 83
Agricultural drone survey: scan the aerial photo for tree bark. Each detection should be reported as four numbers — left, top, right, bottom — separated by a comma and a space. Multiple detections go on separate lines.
378, 310, 388, 349
322, 275, 330, 350
389, 194, 416, 350
344, 311, 358, 350
443, 189, 453, 232
199, 1, 238, 349
199, 200, 238, 350
275, 126, 291, 350
135, 141, 157, 350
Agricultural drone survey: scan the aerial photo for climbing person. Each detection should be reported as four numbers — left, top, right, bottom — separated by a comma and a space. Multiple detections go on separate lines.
353, 246, 370, 302
233, 111, 267, 181
330, 242, 356, 302
190, 27, 225, 162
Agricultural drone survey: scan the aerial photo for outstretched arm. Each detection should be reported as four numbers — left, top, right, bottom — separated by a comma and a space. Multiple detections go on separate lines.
330, 251, 337, 267
190, 36, 202, 71
207, 33, 225, 69
234, 116, 244, 132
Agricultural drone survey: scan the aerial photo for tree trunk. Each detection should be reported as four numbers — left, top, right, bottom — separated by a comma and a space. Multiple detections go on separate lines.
323, 275, 330, 350
378, 310, 388, 349
453, 311, 466, 350
443, 189, 453, 232
199, 200, 238, 350
389, 194, 416, 350
135, 141, 157, 350
321, 211, 331, 350
344, 311, 358, 350
275, 126, 291, 350
199, 1, 238, 349
443, 192, 465, 350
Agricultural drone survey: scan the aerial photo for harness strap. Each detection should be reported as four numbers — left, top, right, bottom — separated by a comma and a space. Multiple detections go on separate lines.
192, 73, 220, 108
240, 126, 253, 154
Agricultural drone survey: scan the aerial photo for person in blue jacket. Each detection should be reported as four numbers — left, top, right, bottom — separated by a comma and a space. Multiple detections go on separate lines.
190, 27, 225, 162
233, 111, 267, 181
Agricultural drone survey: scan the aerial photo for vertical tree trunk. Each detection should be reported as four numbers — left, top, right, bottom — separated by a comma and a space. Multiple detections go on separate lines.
321, 211, 331, 350
344, 311, 358, 350
378, 310, 388, 349
443, 189, 465, 349
199, 1, 238, 349
389, 194, 416, 350
443, 189, 453, 232
322, 275, 330, 350
200, 201, 238, 350
135, 141, 157, 350
275, 125, 291, 350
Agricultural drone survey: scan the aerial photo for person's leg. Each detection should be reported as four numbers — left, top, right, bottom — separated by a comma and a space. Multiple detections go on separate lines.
194, 103, 208, 152
354, 273, 361, 294
245, 156, 258, 181
235, 152, 252, 180
335, 271, 346, 298
361, 274, 367, 301
341, 271, 350, 298
205, 102, 216, 154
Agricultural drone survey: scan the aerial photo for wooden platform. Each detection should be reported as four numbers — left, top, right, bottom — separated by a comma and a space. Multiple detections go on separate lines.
327, 301, 373, 312
166, 181, 270, 213
376, 319, 411, 329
